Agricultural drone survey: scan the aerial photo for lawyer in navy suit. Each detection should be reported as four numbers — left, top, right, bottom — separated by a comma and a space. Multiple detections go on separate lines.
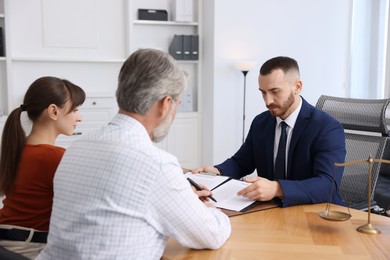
194, 56, 346, 207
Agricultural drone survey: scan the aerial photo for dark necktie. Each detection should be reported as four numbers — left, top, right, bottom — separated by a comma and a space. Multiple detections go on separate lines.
274, 121, 287, 180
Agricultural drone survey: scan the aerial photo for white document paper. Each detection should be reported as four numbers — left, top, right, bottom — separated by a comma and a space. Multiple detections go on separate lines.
184, 173, 256, 212
184, 173, 230, 190
210, 179, 256, 212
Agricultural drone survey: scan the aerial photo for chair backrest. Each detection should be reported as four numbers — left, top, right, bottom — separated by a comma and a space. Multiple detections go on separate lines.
316, 95, 390, 209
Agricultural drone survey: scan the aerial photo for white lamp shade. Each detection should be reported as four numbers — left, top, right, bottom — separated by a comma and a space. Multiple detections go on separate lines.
234, 61, 257, 72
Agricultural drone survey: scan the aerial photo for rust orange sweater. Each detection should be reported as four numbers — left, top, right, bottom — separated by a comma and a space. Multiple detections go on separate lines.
0, 144, 65, 231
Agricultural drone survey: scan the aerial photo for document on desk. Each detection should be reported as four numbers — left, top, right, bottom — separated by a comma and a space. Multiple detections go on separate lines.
210, 179, 256, 212
184, 173, 231, 190
184, 173, 256, 212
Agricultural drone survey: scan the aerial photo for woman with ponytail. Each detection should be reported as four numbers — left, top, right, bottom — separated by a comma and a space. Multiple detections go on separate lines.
0, 76, 85, 259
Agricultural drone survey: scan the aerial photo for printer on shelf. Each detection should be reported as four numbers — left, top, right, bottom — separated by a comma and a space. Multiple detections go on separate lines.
138, 9, 168, 21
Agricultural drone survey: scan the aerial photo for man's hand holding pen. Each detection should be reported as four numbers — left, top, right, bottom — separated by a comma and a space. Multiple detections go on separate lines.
187, 178, 217, 207
193, 185, 213, 203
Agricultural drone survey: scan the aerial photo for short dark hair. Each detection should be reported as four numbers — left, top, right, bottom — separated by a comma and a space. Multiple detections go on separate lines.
260, 56, 300, 76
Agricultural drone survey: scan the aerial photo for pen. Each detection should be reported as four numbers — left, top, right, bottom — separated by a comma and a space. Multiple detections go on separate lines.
187, 177, 217, 202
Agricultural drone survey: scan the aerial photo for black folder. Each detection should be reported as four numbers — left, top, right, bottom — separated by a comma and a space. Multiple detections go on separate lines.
182, 35, 191, 60
0, 28, 4, 57
169, 35, 183, 60
191, 35, 199, 60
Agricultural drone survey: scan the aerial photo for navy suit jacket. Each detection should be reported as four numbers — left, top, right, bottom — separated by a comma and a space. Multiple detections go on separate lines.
216, 97, 346, 207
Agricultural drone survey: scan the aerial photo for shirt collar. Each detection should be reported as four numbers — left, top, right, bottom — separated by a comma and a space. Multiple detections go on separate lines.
276, 96, 302, 129
110, 113, 152, 142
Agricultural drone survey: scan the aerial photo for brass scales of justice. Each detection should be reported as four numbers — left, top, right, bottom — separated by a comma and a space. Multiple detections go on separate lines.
318, 155, 390, 234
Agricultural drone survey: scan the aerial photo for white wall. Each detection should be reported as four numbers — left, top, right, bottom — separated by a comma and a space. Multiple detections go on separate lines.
2, 0, 355, 168
349, 0, 389, 98
202, 0, 353, 165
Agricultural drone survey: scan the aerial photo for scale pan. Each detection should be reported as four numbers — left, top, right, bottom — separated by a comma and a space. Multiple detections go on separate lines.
318, 211, 351, 221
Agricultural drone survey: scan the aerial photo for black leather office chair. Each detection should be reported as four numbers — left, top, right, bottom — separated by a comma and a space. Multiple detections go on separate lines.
316, 95, 390, 210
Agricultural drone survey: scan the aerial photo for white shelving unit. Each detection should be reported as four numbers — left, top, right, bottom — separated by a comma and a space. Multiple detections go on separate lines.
0, 0, 124, 148
55, 93, 117, 148
0, 0, 202, 168
0, 0, 6, 147
126, 0, 202, 168
0, 0, 7, 117
133, 20, 198, 26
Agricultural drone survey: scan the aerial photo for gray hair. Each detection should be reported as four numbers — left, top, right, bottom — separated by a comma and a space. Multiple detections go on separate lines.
116, 48, 187, 114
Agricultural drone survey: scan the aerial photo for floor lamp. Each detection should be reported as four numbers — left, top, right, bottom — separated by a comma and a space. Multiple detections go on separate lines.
234, 61, 257, 143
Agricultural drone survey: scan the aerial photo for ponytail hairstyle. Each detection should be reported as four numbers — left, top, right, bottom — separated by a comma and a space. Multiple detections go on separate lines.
0, 76, 85, 195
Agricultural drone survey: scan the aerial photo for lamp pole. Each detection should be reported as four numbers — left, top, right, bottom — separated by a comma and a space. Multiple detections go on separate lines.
234, 61, 256, 144
241, 70, 249, 144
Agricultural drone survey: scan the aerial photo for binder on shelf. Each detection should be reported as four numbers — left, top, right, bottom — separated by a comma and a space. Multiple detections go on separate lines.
169, 34, 199, 61
0, 27, 4, 57
182, 35, 191, 60
171, 0, 193, 22
169, 35, 183, 60
191, 35, 199, 60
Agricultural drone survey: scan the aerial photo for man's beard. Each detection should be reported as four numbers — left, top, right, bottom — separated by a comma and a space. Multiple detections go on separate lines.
268, 91, 295, 118
152, 103, 175, 143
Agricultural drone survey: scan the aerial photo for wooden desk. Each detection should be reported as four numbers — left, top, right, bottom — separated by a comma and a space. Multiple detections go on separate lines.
162, 203, 390, 259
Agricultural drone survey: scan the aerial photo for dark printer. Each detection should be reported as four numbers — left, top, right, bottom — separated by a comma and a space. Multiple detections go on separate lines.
138, 9, 168, 21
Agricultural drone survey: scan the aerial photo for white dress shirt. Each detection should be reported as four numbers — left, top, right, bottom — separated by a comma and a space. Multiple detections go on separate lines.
38, 114, 231, 260
274, 97, 303, 178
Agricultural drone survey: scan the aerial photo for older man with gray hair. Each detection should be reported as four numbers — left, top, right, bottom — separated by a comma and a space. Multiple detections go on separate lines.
38, 49, 231, 259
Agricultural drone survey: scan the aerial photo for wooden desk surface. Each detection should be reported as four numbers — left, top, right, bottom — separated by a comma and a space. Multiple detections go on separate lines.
162, 203, 390, 259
